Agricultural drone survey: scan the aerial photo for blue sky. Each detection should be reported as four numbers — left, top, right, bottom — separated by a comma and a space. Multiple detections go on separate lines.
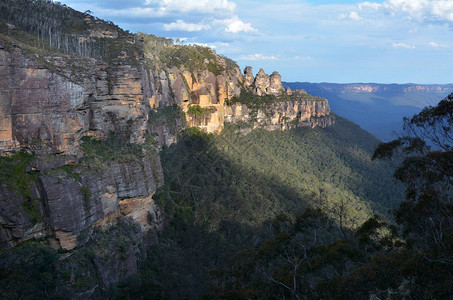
58, 0, 453, 84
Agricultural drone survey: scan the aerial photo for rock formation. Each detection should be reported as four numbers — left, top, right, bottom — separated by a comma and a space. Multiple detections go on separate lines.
0, 1, 335, 295
0, 29, 334, 245
225, 92, 334, 132
244, 66, 254, 87
243, 66, 286, 96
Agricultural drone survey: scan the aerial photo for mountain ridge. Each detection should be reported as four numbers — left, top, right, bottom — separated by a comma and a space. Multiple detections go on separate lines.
283, 81, 453, 141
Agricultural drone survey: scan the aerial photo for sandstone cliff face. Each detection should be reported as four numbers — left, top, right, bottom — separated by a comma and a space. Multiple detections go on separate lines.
0, 33, 166, 251
0, 41, 87, 153
0, 38, 151, 154
173, 66, 242, 134
0, 6, 338, 296
0, 30, 335, 251
249, 67, 286, 96
0, 150, 163, 250
225, 95, 334, 131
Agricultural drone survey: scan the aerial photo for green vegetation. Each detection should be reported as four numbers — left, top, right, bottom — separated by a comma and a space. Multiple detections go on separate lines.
0, 0, 135, 60
209, 94, 452, 299
80, 132, 144, 164
0, 150, 36, 198
58, 164, 81, 181
80, 186, 91, 212
0, 151, 43, 225
148, 104, 185, 128
142, 34, 231, 75
0, 219, 144, 299
156, 116, 401, 227
0, 243, 62, 299
226, 89, 326, 118
226, 89, 280, 110
110, 116, 402, 298
187, 105, 214, 116
0, 0, 142, 77
21, 199, 42, 225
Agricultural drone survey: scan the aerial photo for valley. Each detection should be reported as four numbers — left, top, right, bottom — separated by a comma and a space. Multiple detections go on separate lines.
0, 1, 451, 299
284, 82, 453, 141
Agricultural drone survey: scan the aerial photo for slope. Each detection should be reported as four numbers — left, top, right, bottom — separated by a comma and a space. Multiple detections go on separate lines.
113, 116, 403, 298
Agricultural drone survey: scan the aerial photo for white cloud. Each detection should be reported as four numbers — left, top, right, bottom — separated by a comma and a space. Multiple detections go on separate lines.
359, 0, 453, 24
358, 2, 382, 10
392, 42, 416, 49
214, 16, 257, 33
293, 56, 314, 61
163, 20, 209, 31
225, 20, 255, 33
339, 11, 364, 21
238, 54, 279, 61
145, 0, 236, 14
71, 0, 237, 19
429, 41, 448, 48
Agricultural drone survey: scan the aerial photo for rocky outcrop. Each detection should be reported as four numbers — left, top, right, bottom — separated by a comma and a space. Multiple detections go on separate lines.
225, 94, 334, 131
0, 26, 335, 251
42, 154, 163, 250
0, 42, 87, 153
244, 66, 285, 96
0, 38, 150, 154
269, 71, 285, 95
0, 151, 163, 250
244, 66, 254, 87
0, 182, 46, 248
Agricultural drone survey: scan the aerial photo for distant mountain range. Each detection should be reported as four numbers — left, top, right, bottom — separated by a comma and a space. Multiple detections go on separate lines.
283, 82, 453, 141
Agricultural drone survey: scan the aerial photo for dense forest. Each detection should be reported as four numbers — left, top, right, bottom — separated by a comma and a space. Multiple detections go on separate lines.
0, 114, 405, 299
110, 95, 452, 299
106, 116, 406, 299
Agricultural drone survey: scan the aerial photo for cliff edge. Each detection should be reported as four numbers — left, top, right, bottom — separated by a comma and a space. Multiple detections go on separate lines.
0, 0, 334, 296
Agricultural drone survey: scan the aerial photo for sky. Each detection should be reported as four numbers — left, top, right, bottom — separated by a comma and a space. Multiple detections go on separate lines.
57, 0, 453, 84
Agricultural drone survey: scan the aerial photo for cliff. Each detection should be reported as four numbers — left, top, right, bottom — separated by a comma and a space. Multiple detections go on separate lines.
0, 21, 334, 249
224, 67, 333, 132
0, 0, 335, 295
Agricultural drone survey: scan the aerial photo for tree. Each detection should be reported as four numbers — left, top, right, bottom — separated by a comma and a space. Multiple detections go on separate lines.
353, 94, 453, 297
372, 94, 452, 255
372, 94, 452, 201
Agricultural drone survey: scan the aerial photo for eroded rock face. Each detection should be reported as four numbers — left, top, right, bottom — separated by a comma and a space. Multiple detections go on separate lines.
0, 152, 163, 250
242, 66, 285, 96
0, 31, 334, 251
244, 66, 254, 87
225, 95, 334, 131
0, 183, 46, 248
177, 66, 242, 134
254, 68, 270, 96
269, 71, 285, 95
0, 42, 87, 153
0, 38, 151, 154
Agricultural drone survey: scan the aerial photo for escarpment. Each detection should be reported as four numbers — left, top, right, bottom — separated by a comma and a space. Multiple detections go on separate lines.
222, 67, 334, 132
0, 28, 334, 248
0, 1, 335, 295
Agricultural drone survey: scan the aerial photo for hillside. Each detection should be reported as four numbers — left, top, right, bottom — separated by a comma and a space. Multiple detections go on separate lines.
283, 82, 453, 141
114, 116, 402, 298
